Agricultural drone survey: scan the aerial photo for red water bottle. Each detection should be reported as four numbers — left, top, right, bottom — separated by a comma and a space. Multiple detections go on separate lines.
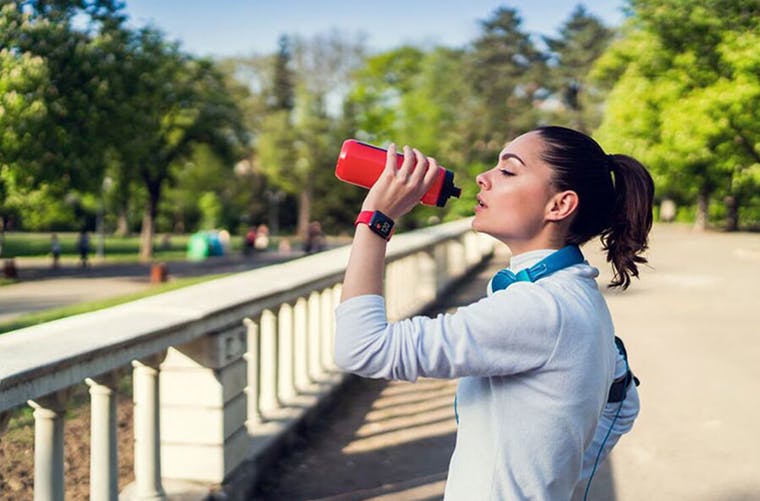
335, 139, 462, 207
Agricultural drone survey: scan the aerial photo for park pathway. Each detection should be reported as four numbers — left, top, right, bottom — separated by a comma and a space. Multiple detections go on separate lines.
0, 251, 299, 322
256, 224, 760, 501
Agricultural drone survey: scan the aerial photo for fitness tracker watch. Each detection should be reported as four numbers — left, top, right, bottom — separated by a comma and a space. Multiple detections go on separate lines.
355, 210, 395, 241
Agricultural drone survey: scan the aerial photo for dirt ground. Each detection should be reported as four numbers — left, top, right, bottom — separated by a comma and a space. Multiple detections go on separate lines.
0, 386, 135, 500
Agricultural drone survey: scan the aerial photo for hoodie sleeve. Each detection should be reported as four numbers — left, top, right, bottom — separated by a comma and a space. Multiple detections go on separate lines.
333, 282, 561, 381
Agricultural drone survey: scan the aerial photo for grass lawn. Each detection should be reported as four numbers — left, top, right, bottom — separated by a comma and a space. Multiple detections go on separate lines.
0, 272, 230, 334
0, 231, 243, 259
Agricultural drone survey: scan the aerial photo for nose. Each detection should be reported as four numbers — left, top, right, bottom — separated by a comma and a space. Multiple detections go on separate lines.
476, 169, 490, 189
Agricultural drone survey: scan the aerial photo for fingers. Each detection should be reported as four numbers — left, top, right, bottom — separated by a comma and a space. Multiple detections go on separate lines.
408, 148, 429, 185
423, 156, 440, 190
396, 145, 415, 181
384, 143, 398, 175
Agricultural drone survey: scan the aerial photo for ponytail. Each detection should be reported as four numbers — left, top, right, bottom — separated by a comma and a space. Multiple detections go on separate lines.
602, 155, 655, 289
535, 126, 655, 289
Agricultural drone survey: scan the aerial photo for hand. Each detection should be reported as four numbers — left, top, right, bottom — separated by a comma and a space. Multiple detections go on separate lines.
361, 144, 440, 220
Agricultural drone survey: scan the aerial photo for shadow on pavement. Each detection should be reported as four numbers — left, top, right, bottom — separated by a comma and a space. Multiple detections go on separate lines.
254, 377, 456, 501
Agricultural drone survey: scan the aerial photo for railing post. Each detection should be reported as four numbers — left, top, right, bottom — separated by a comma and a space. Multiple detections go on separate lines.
320, 288, 335, 370
447, 239, 466, 280
418, 251, 437, 308
293, 298, 310, 391
244, 316, 263, 426
132, 356, 166, 500
384, 261, 398, 321
158, 326, 248, 483
259, 309, 280, 414
28, 390, 68, 501
86, 372, 120, 501
307, 292, 322, 381
434, 242, 449, 293
331, 284, 342, 362
278, 303, 296, 402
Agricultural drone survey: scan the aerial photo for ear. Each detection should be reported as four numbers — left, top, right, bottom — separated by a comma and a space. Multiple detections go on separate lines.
545, 190, 579, 222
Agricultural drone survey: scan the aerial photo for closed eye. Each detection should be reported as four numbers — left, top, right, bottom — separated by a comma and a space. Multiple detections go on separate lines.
499, 169, 515, 176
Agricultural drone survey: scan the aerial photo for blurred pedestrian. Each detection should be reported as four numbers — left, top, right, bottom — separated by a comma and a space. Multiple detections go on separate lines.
78, 231, 90, 268
304, 221, 325, 254
254, 224, 269, 251
244, 227, 256, 256
51, 233, 61, 269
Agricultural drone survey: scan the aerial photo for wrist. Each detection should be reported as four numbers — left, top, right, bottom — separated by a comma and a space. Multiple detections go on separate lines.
355, 210, 395, 241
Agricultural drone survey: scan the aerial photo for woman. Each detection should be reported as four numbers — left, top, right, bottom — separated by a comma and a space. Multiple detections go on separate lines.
334, 126, 654, 500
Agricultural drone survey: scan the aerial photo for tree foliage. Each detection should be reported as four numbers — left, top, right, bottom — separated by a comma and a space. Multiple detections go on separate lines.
543, 5, 613, 132
593, 0, 760, 230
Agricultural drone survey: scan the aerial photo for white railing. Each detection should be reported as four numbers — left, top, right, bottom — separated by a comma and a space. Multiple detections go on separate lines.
0, 218, 494, 500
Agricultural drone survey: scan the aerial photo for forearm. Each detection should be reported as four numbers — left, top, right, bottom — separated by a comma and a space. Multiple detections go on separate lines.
340, 224, 388, 302
339, 143, 439, 302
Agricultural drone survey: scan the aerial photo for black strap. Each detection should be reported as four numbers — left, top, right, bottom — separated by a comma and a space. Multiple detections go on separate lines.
607, 336, 640, 403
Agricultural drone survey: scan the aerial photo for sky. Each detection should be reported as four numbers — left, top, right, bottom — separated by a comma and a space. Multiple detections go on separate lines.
121, 0, 628, 58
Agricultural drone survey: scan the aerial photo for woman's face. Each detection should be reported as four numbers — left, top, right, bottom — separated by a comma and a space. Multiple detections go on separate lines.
472, 131, 559, 251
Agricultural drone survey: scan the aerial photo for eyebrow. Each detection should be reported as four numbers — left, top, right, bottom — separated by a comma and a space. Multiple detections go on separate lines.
500, 152, 526, 166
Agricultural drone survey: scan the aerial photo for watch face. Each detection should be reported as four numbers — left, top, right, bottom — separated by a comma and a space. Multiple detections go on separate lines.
370, 211, 394, 238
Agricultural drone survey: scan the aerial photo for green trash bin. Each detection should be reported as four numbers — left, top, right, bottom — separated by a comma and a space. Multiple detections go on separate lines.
187, 232, 209, 261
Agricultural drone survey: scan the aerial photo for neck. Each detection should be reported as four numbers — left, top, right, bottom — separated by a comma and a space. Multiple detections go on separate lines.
501, 222, 570, 256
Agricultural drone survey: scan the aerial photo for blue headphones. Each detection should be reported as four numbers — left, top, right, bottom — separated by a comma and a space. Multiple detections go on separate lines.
490, 245, 585, 292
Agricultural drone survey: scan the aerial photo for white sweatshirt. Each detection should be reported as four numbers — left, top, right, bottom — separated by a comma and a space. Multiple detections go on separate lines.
335, 249, 637, 500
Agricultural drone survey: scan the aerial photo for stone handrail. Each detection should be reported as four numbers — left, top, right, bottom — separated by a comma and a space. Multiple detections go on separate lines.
0, 218, 494, 500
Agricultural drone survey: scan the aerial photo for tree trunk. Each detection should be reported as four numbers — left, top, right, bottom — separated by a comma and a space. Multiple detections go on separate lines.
0, 216, 5, 258
139, 187, 161, 262
724, 195, 739, 232
694, 187, 709, 231
116, 207, 129, 237
297, 187, 312, 240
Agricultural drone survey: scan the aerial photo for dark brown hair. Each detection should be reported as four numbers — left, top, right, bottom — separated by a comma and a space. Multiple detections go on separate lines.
535, 126, 655, 289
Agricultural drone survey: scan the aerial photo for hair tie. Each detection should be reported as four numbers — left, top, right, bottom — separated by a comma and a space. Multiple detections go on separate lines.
606, 154, 616, 174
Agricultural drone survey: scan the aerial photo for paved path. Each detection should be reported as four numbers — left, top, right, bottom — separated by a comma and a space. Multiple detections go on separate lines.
0, 252, 301, 322
256, 224, 760, 501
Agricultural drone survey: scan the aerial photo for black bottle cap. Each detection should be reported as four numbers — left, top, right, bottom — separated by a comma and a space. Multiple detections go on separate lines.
436, 170, 463, 207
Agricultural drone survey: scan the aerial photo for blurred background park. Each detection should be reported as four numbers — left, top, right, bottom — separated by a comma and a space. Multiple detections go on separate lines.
2, 1, 760, 498
2, 0, 759, 266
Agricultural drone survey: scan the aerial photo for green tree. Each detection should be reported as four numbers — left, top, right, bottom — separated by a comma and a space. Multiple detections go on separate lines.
272, 35, 295, 112
593, 0, 760, 230
466, 6, 547, 163
258, 32, 366, 237
347, 46, 425, 144
543, 5, 613, 132
0, 0, 128, 252
112, 28, 247, 259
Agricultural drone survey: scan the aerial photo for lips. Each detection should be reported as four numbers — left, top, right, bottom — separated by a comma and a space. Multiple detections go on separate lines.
476, 194, 487, 208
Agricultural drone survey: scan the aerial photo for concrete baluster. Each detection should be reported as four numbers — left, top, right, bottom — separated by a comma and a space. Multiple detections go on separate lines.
86, 372, 120, 501
418, 251, 437, 308
331, 285, 342, 363
448, 240, 466, 280
293, 298, 310, 392
384, 261, 396, 320
158, 327, 248, 483
464, 231, 482, 266
278, 303, 296, 402
434, 242, 449, 293
131, 356, 166, 500
307, 291, 323, 380
244, 316, 263, 426
320, 288, 334, 370
259, 309, 280, 413
28, 390, 68, 501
